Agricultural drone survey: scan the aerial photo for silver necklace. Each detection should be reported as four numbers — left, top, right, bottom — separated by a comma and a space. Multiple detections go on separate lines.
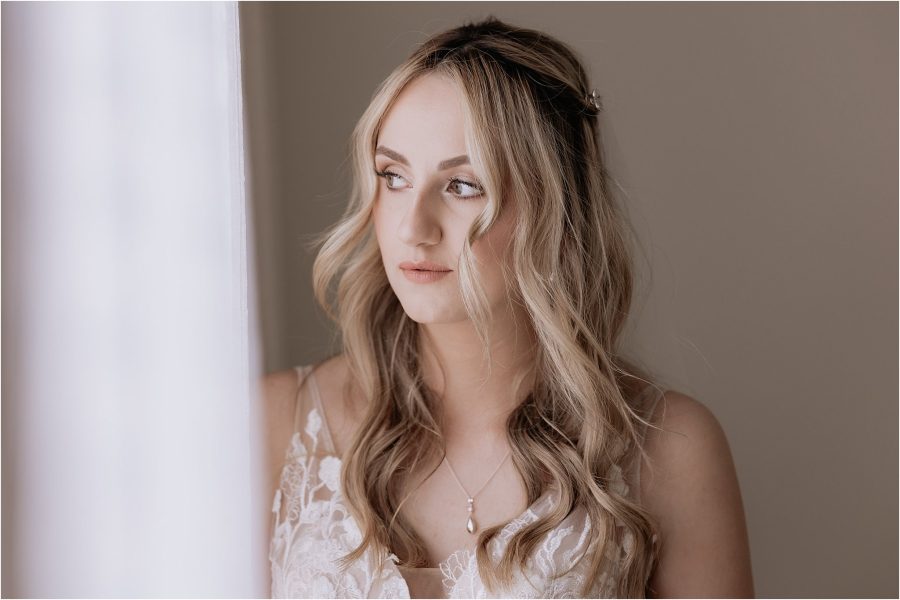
442, 449, 511, 534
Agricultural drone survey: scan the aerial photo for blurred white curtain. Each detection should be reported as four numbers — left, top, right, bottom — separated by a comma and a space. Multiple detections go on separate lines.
2, 2, 264, 596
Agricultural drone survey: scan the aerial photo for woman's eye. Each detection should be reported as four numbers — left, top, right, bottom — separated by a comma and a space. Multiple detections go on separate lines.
447, 178, 484, 199
375, 169, 408, 190
375, 169, 483, 199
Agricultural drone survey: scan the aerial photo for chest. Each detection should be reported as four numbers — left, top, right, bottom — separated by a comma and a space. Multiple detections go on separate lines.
271, 429, 623, 599
397, 454, 531, 567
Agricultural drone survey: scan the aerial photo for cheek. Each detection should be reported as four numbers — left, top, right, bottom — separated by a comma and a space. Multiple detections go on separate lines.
372, 198, 392, 247
477, 203, 516, 255
471, 211, 516, 280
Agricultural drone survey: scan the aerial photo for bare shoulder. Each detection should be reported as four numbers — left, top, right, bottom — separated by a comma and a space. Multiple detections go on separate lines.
311, 353, 351, 398
258, 367, 302, 482
302, 353, 366, 455
258, 356, 344, 436
260, 367, 301, 417
642, 390, 727, 463
258, 358, 341, 478
640, 389, 738, 515
641, 390, 755, 597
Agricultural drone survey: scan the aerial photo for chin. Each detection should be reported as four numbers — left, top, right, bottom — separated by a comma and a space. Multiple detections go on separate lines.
397, 298, 465, 325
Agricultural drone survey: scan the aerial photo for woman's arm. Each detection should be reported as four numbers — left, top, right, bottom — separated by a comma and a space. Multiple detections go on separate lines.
642, 391, 755, 598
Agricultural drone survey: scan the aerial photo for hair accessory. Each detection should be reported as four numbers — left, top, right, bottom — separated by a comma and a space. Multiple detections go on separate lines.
586, 89, 603, 112
443, 449, 511, 534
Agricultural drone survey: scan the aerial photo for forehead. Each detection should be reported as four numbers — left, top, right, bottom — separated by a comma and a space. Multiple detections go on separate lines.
376, 73, 468, 158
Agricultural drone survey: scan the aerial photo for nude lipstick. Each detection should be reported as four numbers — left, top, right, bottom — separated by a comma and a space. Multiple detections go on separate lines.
399, 260, 452, 284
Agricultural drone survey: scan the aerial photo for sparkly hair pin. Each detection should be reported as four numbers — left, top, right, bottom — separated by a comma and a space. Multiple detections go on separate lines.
585, 89, 603, 112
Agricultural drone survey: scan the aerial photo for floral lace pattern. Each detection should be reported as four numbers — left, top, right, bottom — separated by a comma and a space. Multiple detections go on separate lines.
269, 402, 639, 599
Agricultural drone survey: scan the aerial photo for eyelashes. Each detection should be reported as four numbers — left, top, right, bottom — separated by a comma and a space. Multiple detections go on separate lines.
374, 169, 406, 190
374, 169, 485, 200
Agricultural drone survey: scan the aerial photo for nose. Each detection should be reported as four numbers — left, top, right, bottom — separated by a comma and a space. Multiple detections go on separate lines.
396, 188, 442, 247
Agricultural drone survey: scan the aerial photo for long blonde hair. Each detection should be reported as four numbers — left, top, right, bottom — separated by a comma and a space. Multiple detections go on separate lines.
309, 17, 664, 597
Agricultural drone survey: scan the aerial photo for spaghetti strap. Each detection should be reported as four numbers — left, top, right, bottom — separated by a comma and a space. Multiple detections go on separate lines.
292, 365, 313, 435
291, 364, 338, 455
306, 367, 338, 455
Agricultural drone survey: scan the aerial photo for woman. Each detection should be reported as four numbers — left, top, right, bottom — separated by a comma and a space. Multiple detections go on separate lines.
263, 17, 753, 598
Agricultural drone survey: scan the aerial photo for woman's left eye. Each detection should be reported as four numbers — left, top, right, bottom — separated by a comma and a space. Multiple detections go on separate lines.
446, 178, 484, 199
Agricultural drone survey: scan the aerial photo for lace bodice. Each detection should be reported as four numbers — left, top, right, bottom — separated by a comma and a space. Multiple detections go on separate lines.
269, 365, 662, 599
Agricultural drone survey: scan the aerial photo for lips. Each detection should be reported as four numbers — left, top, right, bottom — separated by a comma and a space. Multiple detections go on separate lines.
398, 260, 452, 272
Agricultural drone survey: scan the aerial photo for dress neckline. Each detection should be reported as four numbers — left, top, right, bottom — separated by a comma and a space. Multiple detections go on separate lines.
298, 363, 560, 569
282, 421, 561, 597
275, 363, 654, 598
287, 424, 559, 568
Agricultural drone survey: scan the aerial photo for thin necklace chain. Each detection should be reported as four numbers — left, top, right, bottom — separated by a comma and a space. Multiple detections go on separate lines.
442, 449, 511, 500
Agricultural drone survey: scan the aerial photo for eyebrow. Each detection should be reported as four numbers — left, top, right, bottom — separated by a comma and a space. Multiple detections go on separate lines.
375, 145, 470, 170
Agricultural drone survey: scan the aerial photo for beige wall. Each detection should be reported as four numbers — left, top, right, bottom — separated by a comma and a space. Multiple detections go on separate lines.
239, 3, 897, 597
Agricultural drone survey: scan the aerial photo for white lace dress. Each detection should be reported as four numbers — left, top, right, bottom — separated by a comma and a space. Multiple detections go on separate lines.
269, 365, 662, 599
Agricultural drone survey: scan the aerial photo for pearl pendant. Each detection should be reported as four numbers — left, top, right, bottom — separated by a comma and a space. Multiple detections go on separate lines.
466, 497, 477, 534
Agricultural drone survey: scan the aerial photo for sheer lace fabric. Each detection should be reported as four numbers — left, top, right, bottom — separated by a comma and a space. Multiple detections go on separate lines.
269, 365, 661, 599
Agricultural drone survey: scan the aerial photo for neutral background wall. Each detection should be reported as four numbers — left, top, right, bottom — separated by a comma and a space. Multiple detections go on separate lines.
239, 3, 897, 597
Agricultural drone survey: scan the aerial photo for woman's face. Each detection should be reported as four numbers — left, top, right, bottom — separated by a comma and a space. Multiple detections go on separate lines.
372, 73, 517, 324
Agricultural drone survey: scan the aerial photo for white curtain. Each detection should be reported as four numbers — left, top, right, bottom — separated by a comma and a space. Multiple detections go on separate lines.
2, 2, 264, 596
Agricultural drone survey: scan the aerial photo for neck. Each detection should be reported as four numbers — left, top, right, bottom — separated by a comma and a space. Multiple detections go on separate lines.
418, 304, 537, 440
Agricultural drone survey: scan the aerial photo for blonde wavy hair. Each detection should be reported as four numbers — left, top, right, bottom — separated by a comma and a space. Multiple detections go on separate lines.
308, 17, 665, 597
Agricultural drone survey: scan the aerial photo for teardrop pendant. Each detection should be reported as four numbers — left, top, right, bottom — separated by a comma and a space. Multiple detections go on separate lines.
465, 497, 477, 534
